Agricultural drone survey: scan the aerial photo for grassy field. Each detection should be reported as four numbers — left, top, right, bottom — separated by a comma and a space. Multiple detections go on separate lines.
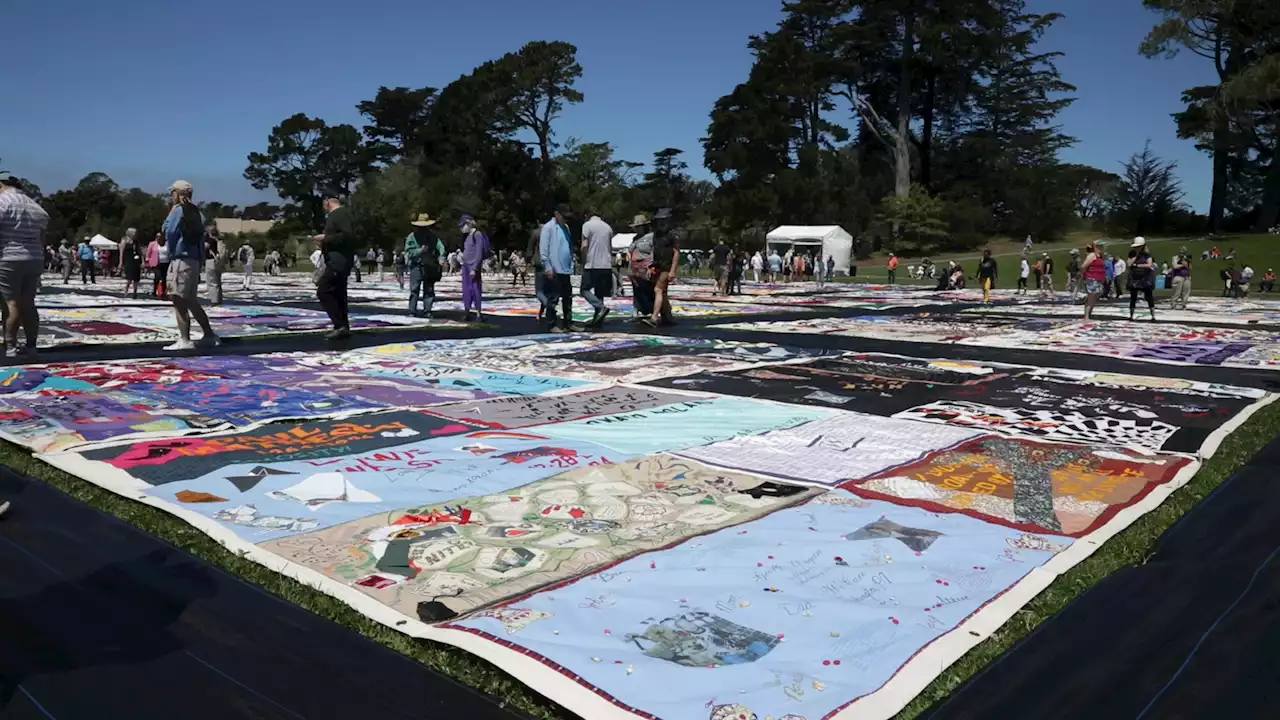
836, 233, 1280, 295
7, 390, 1280, 718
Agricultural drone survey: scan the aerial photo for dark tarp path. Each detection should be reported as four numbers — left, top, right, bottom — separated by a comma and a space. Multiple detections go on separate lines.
920, 437, 1280, 720
0, 466, 531, 720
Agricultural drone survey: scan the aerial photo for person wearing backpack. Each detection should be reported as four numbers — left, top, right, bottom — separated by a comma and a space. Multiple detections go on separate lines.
77, 237, 96, 284
161, 180, 219, 350
239, 243, 255, 291
404, 213, 444, 318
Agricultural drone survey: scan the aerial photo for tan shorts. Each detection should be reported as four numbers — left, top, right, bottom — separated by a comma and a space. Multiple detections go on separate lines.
167, 258, 201, 301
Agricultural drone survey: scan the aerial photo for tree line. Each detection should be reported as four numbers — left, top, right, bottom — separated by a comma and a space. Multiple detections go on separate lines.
7, 1, 1276, 257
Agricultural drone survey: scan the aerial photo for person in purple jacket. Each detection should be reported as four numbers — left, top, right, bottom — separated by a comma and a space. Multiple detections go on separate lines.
459, 215, 492, 322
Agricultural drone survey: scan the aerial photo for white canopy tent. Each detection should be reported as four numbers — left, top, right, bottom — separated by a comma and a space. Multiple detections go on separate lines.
88, 234, 118, 249
611, 233, 636, 252
765, 225, 854, 274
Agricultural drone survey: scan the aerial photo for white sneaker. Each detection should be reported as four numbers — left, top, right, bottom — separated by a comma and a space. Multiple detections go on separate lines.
163, 339, 197, 351
0, 500, 9, 518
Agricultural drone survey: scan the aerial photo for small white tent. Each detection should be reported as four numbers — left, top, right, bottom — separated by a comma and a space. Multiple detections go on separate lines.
611, 233, 637, 252
765, 226, 854, 274
88, 234, 118, 249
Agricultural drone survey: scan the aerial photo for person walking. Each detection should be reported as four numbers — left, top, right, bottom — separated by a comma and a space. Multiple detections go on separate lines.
1127, 237, 1157, 321
645, 208, 680, 328
459, 215, 492, 322
580, 207, 614, 327
119, 228, 142, 298
311, 189, 357, 339
58, 238, 73, 284
1017, 253, 1030, 295
1170, 247, 1192, 309
393, 246, 407, 289
404, 213, 444, 318
711, 239, 730, 295
751, 251, 763, 283
160, 180, 219, 351
611, 249, 626, 297
1112, 253, 1127, 299
886, 253, 898, 284
1040, 252, 1054, 298
977, 249, 998, 305
1081, 243, 1107, 320
365, 248, 377, 277
78, 238, 96, 284
0, 171, 48, 358
204, 224, 227, 305
154, 233, 171, 297
1065, 249, 1081, 301
145, 234, 160, 294
240, 243, 255, 291
540, 204, 575, 332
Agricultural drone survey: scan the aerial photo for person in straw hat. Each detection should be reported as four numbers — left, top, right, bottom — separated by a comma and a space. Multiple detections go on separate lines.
626, 213, 654, 319
404, 213, 445, 318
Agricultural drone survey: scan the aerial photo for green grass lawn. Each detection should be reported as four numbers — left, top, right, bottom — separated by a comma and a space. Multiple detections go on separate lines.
841, 233, 1280, 297
7, 396, 1280, 719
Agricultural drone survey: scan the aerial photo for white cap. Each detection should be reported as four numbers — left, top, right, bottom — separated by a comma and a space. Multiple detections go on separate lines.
1132, 236, 1146, 248
168, 179, 193, 193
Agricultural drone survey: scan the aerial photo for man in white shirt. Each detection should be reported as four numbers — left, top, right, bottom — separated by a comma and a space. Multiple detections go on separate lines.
751, 251, 763, 283
1112, 256, 1127, 298
579, 208, 614, 328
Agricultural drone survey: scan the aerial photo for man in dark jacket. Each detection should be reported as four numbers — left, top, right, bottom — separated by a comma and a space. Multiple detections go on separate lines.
311, 189, 357, 339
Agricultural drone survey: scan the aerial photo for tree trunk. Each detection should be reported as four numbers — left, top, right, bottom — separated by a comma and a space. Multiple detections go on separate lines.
895, 10, 915, 200
921, 70, 936, 191
1258, 159, 1280, 232
1209, 117, 1227, 234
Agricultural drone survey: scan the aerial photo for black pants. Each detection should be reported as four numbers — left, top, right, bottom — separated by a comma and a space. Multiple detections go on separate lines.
317, 264, 351, 330
632, 276, 655, 317
1129, 287, 1154, 315
153, 263, 168, 295
81, 261, 96, 284
543, 273, 574, 330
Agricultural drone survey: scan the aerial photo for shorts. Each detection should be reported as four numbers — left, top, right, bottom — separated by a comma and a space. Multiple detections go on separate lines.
713, 265, 727, 283
582, 268, 613, 298
0, 260, 43, 303
1084, 278, 1104, 295
167, 258, 201, 301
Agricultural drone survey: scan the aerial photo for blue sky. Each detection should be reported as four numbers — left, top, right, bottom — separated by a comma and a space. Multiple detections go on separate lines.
0, 0, 1216, 210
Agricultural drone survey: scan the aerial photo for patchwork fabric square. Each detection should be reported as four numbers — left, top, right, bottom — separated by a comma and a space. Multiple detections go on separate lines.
844, 436, 1196, 536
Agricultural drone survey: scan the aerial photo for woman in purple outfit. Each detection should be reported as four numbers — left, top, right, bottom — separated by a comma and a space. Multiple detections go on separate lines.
459, 215, 493, 322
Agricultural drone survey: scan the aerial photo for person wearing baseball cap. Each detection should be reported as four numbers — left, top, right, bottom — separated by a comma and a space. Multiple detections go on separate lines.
161, 180, 220, 350
0, 171, 47, 358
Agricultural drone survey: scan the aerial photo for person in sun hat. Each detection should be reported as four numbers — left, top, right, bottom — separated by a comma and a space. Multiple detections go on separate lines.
459, 214, 492, 322
0, 170, 48, 358
161, 180, 220, 351
1127, 236, 1157, 322
1065, 248, 1082, 301
404, 213, 444, 318
628, 213, 654, 318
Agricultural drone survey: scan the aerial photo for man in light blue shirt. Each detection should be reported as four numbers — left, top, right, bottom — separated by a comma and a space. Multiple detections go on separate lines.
539, 203, 575, 332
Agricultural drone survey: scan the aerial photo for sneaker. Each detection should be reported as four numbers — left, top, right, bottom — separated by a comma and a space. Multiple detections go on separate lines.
0, 500, 8, 519
17, 346, 38, 360
324, 327, 352, 341
163, 339, 196, 351
640, 317, 657, 328
199, 335, 222, 348
591, 308, 611, 327
549, 326, 568, 334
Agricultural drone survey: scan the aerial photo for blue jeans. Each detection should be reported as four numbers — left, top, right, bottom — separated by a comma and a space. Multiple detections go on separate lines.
534, 269, 548, 320
407, 265, 435, 316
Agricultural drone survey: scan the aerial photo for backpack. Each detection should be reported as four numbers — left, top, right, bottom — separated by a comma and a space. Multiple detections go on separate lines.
179, 202, 204, 250
238, 245, 250, 263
